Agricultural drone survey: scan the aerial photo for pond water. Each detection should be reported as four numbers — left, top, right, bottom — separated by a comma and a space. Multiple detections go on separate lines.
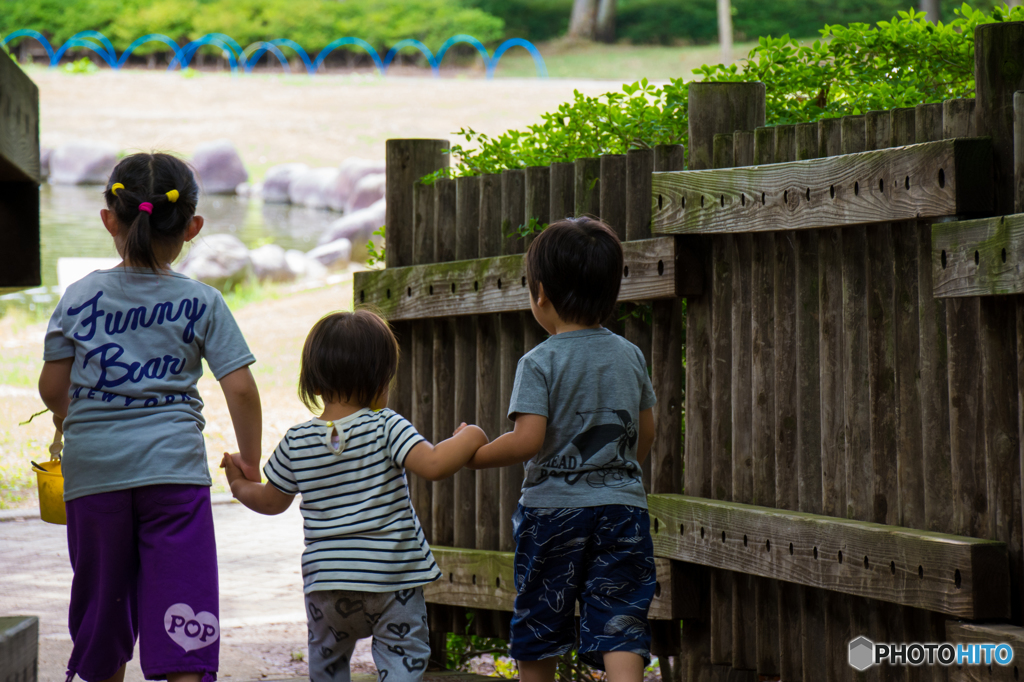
2, 183, 342, 315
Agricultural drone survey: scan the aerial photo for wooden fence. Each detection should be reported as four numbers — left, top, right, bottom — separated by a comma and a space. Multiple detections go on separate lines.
355, 21, 1024, 682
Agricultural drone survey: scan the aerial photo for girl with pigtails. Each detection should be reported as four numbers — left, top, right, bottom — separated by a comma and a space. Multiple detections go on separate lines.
37, 153, 263, 682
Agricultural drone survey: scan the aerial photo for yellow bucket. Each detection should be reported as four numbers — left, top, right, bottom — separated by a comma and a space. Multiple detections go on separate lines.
33, 427, 66, 525
35, 459, 66, 525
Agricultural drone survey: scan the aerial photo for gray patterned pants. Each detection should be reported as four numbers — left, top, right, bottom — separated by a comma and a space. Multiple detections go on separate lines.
305, 586, 431, 682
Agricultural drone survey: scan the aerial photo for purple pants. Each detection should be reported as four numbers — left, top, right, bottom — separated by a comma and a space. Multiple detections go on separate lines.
65, 484, 219, 682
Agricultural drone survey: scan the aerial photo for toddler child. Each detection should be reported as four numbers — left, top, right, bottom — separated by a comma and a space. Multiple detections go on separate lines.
38, 153, 263, 682
467, 217, 657, 682
222, 309, 488, 680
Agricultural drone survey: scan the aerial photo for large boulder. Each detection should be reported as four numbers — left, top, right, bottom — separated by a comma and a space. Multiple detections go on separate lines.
289, 167, 339, 209
285, 249, 327, 280
49, 141, 118, 185
306, 238, 352, 271
330, 158, 385, 211
319, 198, 386, 249
192, 140, 249, 195
262, 163, 308, 204
249, 243, 294, 283
346, 173, 386, 213
177, 233, 252, 291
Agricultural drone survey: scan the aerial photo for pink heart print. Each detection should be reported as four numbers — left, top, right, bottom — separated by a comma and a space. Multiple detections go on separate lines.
164, 603, 220, 652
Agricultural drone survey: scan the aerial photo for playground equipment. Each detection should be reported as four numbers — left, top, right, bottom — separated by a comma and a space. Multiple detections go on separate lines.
0, 30, 548, 79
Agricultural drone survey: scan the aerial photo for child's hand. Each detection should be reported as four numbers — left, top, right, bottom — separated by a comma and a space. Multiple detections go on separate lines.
231, 451, 261, 482
52, 413, 65, 434
221, 452, 244, 487
455, 424, 488, 450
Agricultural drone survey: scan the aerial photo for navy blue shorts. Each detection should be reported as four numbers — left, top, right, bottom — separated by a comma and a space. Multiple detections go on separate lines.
510, 504, 655, 670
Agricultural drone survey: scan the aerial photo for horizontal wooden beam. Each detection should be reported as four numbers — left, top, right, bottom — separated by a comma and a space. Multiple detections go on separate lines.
423, 546, 686, 619
355, 236, 699, 321
945, 621, 1024, 681
648, 495, 1010, 619
0, 50, 40, 183
932, 214, 1024, 297
651, 138, 992, 235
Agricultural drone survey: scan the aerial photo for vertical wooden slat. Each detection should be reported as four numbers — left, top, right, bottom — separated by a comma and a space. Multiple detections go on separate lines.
411, 179, 437, 544
599, 153, 627, 240
476, 174, 503, 554
524, 165, 550, 352
710, 133, 735, 668
818, 116, 851, 682
772, 124, 803, 682
752, 124, 780, 679
976, 26, 1024, 624
549, 162, 575, 223
432, 177, 457, 547
574, 157, 601, 217
453, 176, 478, 550
499, 169, 526, 553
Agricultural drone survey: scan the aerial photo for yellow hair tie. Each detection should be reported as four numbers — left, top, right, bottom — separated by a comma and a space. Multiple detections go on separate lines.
110, 182, 124, 196
166, 189, 179, 203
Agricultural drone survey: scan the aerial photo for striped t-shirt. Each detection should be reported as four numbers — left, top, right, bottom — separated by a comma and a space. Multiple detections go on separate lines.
263, 407, 440, 593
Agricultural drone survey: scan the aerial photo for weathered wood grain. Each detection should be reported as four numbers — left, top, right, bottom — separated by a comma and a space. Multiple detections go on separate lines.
385, 140, 448, 270
524, 165, 550, 250
549, 161, 575, 223
574, 157, 600, 217
687, 82, 766, 171
354, 236, 691, 321
945, 621, 1024, 682
932, 214, 1024, 296
411, 180, 437, 542
652, 139, 993, 236
976, 24, 1024, 215
432, 178, 457, 547
0, 50, 40, 183
648, 495, 1011, 619
600, 153, 627, 240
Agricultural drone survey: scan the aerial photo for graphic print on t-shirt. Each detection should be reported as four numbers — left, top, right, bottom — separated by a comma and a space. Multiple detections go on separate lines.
537, 408, 640, 488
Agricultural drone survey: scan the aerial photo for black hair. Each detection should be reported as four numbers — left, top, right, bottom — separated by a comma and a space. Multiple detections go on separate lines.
103, 152, 200, 272
525, 217, 624, 326
298, 309, 400, 412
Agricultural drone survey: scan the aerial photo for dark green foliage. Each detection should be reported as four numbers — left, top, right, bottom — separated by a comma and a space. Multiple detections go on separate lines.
464, 0, 571, 43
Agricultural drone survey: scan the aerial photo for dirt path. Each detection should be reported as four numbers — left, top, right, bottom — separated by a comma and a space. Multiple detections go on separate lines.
32, 67, 626, 177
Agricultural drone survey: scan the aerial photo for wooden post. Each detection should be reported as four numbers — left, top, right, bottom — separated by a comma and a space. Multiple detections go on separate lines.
384, 139, 449, 422
524, 165, 550, 351
412, 179, 437, 543
549, 162, 575, 223
976, 22, 1024, 622
499, 169, 526, 552
773, 124, 803, 682
476, 174, 503, 554
752, 124, 781, 680
685, 81, 765, 682
574, 157, 601, 217
453, 176, 479, 550
600, 153, 628, 335
818, 116, 852, 682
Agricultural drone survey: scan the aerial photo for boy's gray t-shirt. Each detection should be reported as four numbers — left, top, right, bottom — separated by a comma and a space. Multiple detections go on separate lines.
43, 267, 255, 501
508, 327, 656, 508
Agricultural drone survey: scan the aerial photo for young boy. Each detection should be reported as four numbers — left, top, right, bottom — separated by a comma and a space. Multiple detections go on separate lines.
468, 217, 657, 682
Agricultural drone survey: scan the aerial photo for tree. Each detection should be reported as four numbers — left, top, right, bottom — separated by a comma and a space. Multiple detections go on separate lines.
569, 0, 616, 42
718, 0, 733, 62
595, 0, 617, 43
920, 0, 940, 22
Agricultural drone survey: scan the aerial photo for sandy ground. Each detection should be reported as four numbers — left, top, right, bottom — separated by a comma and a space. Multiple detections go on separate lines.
31, 67, 629, 177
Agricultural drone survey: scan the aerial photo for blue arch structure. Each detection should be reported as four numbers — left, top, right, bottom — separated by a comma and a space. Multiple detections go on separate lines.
0, 31, 547, 79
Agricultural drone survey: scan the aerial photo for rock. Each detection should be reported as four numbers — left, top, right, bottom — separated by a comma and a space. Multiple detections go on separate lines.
40, 147, 53, 181
289, 167, 339, 209
262, 163, 308, 204
235, 181, 253, 197
346, 173, 386, 213
177, 233, 252, 291
285, 249, 327, 280
330, 158, 385, 211
319, 198, 386, 248
306, 238, 352, 270
249, 243, 294, 283
49, 141, 118, 185
192, 139, 249, 195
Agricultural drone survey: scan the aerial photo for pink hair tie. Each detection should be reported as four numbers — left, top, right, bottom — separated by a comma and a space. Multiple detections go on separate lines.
138, 202, 154, 215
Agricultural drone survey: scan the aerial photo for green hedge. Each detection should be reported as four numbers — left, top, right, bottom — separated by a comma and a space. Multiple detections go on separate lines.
0, 0, 505, 53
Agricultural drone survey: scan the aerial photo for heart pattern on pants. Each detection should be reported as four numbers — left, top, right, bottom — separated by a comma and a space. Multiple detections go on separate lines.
335, 597, 362, 618
164, 603, 219, 652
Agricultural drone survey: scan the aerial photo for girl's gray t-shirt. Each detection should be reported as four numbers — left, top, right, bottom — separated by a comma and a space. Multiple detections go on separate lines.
508, 327, 656, 509
43, 267, 255, 501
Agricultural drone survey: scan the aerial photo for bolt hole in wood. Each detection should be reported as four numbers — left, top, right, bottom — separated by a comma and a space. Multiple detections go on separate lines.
743, 534, 748, 547
789, 542, 794, 555
761, 191, 766, 205
521, 276, 526, 287
805, 188, 810, 201
474, 281, 479, 292
955, 569, 962, 589
386, 288, 391, 299
864, 555, 869, 570
658, 195, 663, 210
765, 539, 771, 552
830, 185, 835, 199
472, 575, 477, 585
720, 194, 724, 207
701, 195, 705, 208
890, 560, 896, 575
741, 194, 746, 207
1003, 248, 1008, 263
905, 175, 910, 190
429, 285, 433, 295
623, 266, 630, 278
854, 181, 860, 196
784, 190, 789, 204
919, 565, 924, 579
407, 287, 412, 298
938, 168, 946, 188
496, 577, 501, 587
1014, 665, 1018, 680
679, 524, 685, 535
653, 518, 660, 533
449, 573, 453, 583
681, 196, 686, 209
838, 550, 844, 564
655, 582, 662, 597
813, 546, 818, 560
941, 250, 947, 269
360, 290, 365, 303
700, 526, 705, 539
878, 178, 884, 193
450, 283, 455, 293
721, 531, 726, 543
657, 260, 664, 276
975, 250, 980, 266
497, 278, 502, 290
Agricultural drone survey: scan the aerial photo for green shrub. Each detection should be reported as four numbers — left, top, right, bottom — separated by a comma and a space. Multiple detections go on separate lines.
433, 3, 1017, 180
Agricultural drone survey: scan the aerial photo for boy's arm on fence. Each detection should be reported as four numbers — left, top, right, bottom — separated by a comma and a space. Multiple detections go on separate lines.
466, 413, 546, 470
219, 366, 263, 482
38, 358, 73, 419
221, 453, 294, 515
636, 408, 655, 465
404, 424, 489, 481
